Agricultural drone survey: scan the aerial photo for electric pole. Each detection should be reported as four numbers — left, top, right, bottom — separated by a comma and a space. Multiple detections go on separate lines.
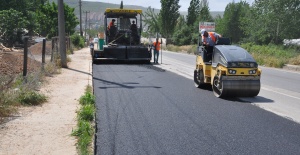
79, 0, 83, 36
83, 11, 90, 40
58, 0, 67, 68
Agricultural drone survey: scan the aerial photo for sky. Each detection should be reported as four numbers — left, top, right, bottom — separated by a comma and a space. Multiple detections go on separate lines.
83, 0, 255, 11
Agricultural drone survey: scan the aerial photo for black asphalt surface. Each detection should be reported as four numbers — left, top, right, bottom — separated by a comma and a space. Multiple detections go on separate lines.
93, 64, 300, 155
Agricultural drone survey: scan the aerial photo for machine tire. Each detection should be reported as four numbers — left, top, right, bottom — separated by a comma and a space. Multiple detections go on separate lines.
194, 69, 205, 88
212, 76, 223, 98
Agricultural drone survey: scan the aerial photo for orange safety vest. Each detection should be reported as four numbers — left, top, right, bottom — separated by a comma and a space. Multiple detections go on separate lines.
108, 21, 114, 30
202, 32, 217, 44
153, 41, 161, 51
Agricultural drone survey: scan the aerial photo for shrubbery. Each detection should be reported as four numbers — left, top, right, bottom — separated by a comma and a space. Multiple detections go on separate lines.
241, 43, 299, 67
71, 34, 85, 48
72, 85, 95, 155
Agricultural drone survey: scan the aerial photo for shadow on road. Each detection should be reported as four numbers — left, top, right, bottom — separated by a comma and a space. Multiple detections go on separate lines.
93, 77, 162, 89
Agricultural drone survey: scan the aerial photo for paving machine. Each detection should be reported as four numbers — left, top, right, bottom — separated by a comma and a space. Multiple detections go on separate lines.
194, 37, 261, 98
92, 8, 151, 63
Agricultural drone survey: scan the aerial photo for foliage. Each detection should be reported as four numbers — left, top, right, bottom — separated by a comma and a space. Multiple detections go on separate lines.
142, 7, 161, 36
18, 90, 47, 105
241, 0, 300, 44
159, 0, 180, 43
79, 92, 95, 105
186, 0, 200, 26
78, 104, 95, 122
71, 34, 85, 48
172, 24, 192, 46
241, 43, 299, 67
36, 2, 79, 38
72, 85, 95, 155
216, 1, 250, 43
0, 9, 27, 47
71, 119, 93, 155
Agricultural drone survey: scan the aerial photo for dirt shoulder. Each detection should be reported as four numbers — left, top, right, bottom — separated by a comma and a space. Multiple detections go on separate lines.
0, 48, 92, 155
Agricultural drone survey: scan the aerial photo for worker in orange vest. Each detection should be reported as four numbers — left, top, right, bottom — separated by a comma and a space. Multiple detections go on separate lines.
153, 40, 161, 63
200, 29, 222, 61
108, 19, 116, 30
200, 29, 222, 46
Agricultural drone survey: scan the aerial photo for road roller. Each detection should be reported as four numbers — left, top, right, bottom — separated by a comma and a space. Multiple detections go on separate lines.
194, 37, 261, 98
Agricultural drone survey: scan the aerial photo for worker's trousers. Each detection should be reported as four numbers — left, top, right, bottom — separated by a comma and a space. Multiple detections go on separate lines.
153, 49, 159, 63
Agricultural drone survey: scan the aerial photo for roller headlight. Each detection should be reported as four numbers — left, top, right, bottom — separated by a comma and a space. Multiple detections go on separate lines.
228, 69, 237, 74
249, 69, 257, 74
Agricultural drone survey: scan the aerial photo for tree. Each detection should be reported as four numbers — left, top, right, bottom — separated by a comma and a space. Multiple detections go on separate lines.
241, 0, 300, 44
0, 9, 27, 47
142, 7, 161, 36
36, 2, 78, 38
172, 16, 191, 45
160, 0, 180, 44
217, 1, 250, 43
186, 0, 200, 26
0, 0, 48, 46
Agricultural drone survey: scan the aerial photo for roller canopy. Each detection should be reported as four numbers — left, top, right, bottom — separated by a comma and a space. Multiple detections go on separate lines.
213, 45, 258, 68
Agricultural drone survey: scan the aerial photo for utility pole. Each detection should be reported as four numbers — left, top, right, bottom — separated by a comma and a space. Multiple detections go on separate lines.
58, 0, 67, 68
79, 0, 83, 36
83, 11, 90, 40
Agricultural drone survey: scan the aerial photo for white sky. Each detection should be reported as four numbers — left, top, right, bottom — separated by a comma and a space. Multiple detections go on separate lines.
83, 0, 255, 11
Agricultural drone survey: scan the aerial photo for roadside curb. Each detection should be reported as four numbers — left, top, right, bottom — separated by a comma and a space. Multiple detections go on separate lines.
283, 64, 300, 72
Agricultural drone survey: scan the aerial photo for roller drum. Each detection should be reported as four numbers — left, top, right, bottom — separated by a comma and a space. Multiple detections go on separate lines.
213, 77, 260, 98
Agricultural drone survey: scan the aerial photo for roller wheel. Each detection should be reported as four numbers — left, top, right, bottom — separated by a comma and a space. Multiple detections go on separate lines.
194, 69, 205, 88
212, 76, 224, 98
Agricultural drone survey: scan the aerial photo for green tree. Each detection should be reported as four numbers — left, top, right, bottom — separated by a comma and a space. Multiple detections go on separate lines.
36, 2, 78, 38
172, 15, 191, 45
217, 1, 250, 43
0, 0, 47, 45
0, 9, 27, 47
241, 0, 300, 44
143, 7, 161, 36
160, 0, 180, 44
187, 0, 200, 26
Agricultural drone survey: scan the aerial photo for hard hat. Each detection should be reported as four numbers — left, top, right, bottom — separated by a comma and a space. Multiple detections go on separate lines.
200, 29, 206, 35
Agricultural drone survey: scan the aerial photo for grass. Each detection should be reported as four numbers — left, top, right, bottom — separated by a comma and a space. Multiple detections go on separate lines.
0, 52, 62, 122
164, 44, 198, 55
241, 43, 300, 68
18, 90, 47, 105
72, 85, 95, 155
164, 43, 300, 68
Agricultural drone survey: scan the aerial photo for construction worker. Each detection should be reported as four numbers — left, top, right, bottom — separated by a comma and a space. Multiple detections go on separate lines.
200, 29, 222, 61
153, 39, 161, 63
108, 19, 116, 30
130, 20, 137, 32
130, 20, 138, 43
200, 29, 222, 46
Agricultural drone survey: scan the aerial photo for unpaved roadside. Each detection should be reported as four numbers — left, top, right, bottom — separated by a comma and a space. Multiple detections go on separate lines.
0, 48, 92, 155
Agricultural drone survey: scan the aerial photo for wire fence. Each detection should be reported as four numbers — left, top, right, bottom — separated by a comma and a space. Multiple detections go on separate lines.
0, 37, 70, 119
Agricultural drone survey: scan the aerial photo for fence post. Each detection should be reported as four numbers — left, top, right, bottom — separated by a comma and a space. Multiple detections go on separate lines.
42, 39, 46, 70
51, 37, 54, 62
23, 37, 28, 82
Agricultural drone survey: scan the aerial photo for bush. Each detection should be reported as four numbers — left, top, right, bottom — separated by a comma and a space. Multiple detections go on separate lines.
240, 43, 298, 68
72, 85, 95, 155
79, 92, 95, 105
78, 104, 95, 122
71, 34, 85, 48
18, 90, 47, 105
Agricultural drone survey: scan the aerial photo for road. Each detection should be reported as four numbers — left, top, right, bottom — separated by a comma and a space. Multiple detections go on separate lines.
93, 51, 300, 154
158, 51, 300, 123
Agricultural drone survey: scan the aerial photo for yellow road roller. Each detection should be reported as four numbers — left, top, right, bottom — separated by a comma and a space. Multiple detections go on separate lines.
194, 38, 261, 98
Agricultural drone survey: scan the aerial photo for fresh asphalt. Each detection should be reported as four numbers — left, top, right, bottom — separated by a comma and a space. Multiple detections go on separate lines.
93, 63, 300, 154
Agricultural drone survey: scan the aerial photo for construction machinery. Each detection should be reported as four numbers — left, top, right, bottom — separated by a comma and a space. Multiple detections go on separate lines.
194, 37, 261, 98
92, 8, 151, 63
